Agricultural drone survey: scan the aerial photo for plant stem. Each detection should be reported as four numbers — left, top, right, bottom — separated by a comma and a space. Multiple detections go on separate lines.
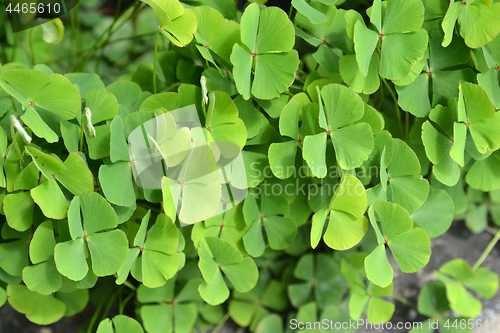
153, 30, 160, 94
485, 225, 498, 236
119, 291, 135, 315
29, 28, 35, 66
405, 108, 410, 140
472, 227, 500, 271
100, 292, 118, 323
10, 96, 17, 113
210, 313, 229, 333
123, 279, 137, 291
10, 122, 25, 168
78, 0, 142, 70
381, 78, 404, 139
86, 295, 106, 333
11, 31, 18, 62
79, 112, 85, 152
377, 81, 384, 110
69, 5, 80, 68
393, 293, 417, 310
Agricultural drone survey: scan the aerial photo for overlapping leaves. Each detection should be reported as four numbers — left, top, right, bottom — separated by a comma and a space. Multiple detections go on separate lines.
435, 259, 499, 318
148, 0, 198, 47
354, 0, 428, 80
341, 253, 395, 324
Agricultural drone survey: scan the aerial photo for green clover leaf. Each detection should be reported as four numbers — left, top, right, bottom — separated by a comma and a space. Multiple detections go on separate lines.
116, 211, 180, 288
342, 253, 395, 324
242, 188, 297, 257
230, 277, 288, 331
0, 225, 30, 276
377, 139, 429, 212
0, 70, 81, 119
270, 101, 323, 179
365, 201, 431, 288
441, 0, 500, 49
455, 82, 500, 157
137, 276, 202, 333
198, 237, 258, 305
310, 173, 368, 250
192, 204, 248, 255
7, 284, 66, 325
303, 83, 373, 172
412, 281, 475, 333
230, 3, 299, 100
292, 0, 328, 24
294, 2, 356, 54
96, 315, 144, 333
354, 0, 428, 80
466, 151, 500, 191
193, 6, 241, 67
288, 253, 344, 309
410, 189, 454, 238
148, 0, 198, 47
54, 192, 128, 281
255, 314, 284, 333
4, 191, 35, 232
435, 259, 499, 318
422, 104, 462, 186
22, 221, 62, 295
205, 91, 247, 151
396, 30, 475, 117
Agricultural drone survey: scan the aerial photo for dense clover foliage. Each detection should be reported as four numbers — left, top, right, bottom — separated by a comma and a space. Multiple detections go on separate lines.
1, 0, 500, 332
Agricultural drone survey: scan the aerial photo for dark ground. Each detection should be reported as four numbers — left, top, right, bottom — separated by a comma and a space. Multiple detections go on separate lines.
1, 221, 499, 333
356, 221, 500, 333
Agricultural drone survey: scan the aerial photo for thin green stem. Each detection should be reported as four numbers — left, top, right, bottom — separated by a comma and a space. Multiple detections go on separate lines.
381, 78, 404, 139
86, 295, 106, 333
78, 0, 142, 70
405, 108, 410, 140
100, 292, 118, 323
393, 294, 417, 310
472, 227, 500, 271
119, 292, 135, 315
153, 30, 160, 94
79, 112, 85, 152
11, 31, 18, 62
95, 0, 121, 72
123, 279, 137, 291
10, 123, 25, 168
10, 96, 18, 113
75, 3, 82, 55
29, 28, 35, 66
44, 32, 157, 66
210, 313, 229, 333
377, 80, 384, 110
288, 3, 295, 20
69, 5, 79, 68
201, 94, 207, 119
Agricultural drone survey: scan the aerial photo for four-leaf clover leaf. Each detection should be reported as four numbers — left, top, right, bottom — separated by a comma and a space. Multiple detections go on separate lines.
230, 3, 299, 100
